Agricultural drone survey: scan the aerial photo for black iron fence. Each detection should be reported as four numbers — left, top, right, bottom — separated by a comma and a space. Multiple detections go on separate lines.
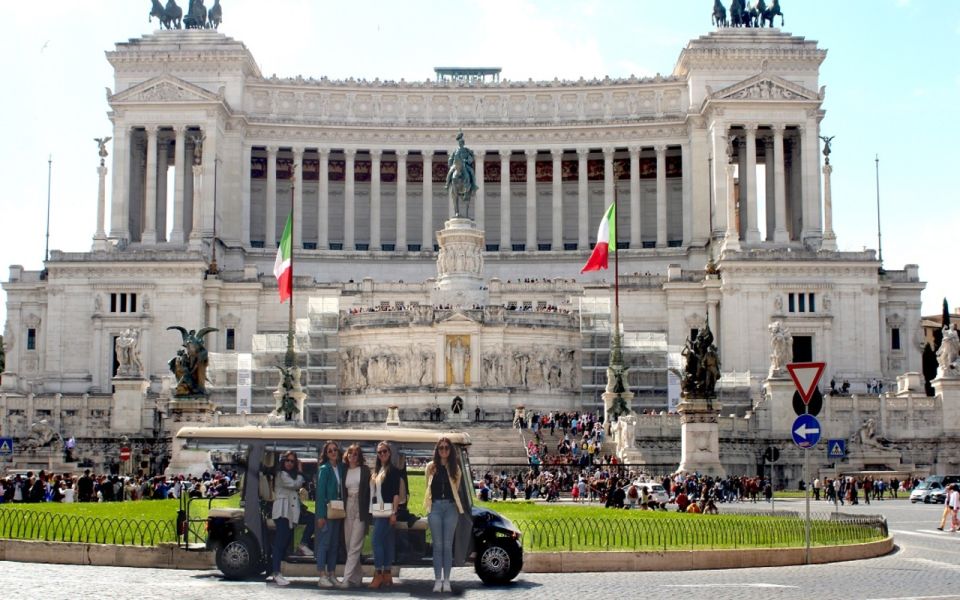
511, 513, 888, 552
0, 509, 177, 546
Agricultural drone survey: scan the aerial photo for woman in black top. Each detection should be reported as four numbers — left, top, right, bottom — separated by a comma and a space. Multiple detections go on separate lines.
368, 441, 401, 589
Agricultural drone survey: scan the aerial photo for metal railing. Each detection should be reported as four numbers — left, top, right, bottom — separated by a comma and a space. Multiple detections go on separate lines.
512, 513, 887, 552
0, 509, 177, 546
0, 507, 886, 552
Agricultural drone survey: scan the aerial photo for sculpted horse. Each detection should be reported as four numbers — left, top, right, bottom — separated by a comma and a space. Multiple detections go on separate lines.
711, 0, 727, 27
761, 0, 784, 27
208, 0, 222, 29
149, 0, 181, 29
447, 155, 471, 218
184, 0, 208, 29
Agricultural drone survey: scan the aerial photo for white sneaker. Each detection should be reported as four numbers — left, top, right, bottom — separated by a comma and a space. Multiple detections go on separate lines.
316, 574, 333, 588
433, 580, 443, 593
442, 580, 452, 593
338, 578, 355, 589
274, 573, 290, 587
297, 544, 314, 557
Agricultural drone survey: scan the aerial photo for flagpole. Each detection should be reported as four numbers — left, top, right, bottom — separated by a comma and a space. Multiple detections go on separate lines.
286, 164, 296, 368
612, 164, 622, 367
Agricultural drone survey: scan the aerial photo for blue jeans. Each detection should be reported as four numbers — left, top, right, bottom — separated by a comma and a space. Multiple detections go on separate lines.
272, 517, 292, 575
428, 499, 459, 580
372, 517, 395, 570
315, 518, 342, 573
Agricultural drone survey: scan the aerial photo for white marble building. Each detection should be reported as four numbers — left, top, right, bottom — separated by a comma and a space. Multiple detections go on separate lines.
1, 27, 929, 470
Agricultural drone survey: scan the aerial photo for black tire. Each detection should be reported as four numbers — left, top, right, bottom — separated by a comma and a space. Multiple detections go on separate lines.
475, 539, 522, 585
215, 533, 262, 580
923, 496, 931, 504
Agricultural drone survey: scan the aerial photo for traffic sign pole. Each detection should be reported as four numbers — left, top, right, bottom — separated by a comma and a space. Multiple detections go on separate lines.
804, 448, 811, 564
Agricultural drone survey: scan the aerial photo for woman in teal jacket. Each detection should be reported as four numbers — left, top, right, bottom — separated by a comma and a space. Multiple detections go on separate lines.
315, 440, 344, 587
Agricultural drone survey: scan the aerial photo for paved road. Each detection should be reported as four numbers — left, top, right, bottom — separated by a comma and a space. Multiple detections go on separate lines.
4, 498, 960, 600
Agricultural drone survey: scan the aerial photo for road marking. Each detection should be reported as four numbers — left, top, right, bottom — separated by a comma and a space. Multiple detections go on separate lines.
663, 583, 798, 589
890, 528, 960, 541
867, 595, 960, 600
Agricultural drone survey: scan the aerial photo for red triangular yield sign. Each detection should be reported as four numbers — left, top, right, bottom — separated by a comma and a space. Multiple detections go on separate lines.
787, 362, 826, 404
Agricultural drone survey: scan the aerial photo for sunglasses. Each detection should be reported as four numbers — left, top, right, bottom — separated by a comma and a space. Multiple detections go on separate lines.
438, 445, 451, 451
283, 458, 295, 462
326, 448, 339, 454
377, 449, 390, 455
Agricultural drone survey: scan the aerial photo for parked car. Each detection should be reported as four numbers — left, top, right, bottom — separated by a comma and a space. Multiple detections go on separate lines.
632, 481, 670, 509
910, 479, 944, 503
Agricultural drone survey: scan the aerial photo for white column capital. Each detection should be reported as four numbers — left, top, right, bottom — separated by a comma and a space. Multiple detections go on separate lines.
577, 148, 590, 158
602, 146, 615, 158
343, 148, 357, 158
395, 149, 408, 158
145, 125, 158, 139
551, 148, 564, 159
317, 147, 331, 158
266, 145, 279, 155
292, 146, 305, 159
174, 124, 188, 136
628, 145, 641, 156
525, 149, 537, 159
771, 123, 786, 134
744, 123, 759, 133
369, 148, 383, 159
499, 149, 512, 159
654, 144, 667, 155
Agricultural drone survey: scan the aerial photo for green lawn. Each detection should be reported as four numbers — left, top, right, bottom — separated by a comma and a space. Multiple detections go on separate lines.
0, 475, 884, 551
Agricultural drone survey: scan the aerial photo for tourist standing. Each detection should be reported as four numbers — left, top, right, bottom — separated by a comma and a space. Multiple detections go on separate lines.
340, 443, 371, 589
315, 441, 344, 588
369, 441, 401, 589
269, 451, 304, 587
938, 483, 959, 531
425, 437, 465, 593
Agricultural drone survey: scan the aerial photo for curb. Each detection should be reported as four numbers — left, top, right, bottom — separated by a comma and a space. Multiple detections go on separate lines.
0, 536, 893, 572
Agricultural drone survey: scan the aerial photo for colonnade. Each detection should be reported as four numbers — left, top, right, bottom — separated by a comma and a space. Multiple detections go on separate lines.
243, 144, 690, 253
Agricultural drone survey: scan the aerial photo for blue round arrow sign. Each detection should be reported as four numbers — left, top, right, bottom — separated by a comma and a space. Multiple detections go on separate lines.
792, 414, 821, 449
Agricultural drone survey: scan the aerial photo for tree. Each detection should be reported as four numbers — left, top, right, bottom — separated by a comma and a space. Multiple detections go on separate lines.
943, 298, 952, 330
922, 343, 937, 396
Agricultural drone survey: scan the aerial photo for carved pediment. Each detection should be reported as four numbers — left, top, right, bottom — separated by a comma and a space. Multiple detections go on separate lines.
713, 74, 820, 102
439, 310, 479, 325
110, 75, 223, 105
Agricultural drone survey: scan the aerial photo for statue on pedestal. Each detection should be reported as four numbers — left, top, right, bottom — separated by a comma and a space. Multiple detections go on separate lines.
614, 413, 637, 459
445, 131, 478, 218
24, 419, 63, 452
937, 325, 960, 378
115, 328, 145, 378
678, 322, 721, 399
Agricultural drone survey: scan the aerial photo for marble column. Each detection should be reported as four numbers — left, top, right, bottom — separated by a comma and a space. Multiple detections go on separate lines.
772, 125, 788, 243
422, 151, 433, 249
722, 135, 741, 253
710, 124, 728, 238
292, 147, 304, 249
744, 124, 760, 242
526, 149, 537, 250
603, 146, 614, 207
551, 148, 563, 250
141, 126, 158, 244
577, 148, 589, 249
821, 161, 837, 250
681, 141, 692, 247
475, 150, 485, 231
763, 136, 775, 241
265, 145, 278, 248
93, 157, 109, 251
500, 150, 511, 250
629, 146, 641, 249
109, 125, 131, 240
240, 143, 251, 247
396, 150, 407, 250
318, 148, 329, 250
345, 148, 356, 251
156, 133, 169, 242
655, 144, 667, 248
170, 126, 187, 244
370, 149, 382, 250
801, 121, 821, 242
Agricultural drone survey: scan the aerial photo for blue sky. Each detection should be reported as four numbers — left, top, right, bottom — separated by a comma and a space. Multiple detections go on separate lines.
0, 0, 957, 329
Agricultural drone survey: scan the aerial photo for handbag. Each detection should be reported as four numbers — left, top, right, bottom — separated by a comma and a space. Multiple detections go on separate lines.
370, 478, 394, 518
327, 499, 346, 520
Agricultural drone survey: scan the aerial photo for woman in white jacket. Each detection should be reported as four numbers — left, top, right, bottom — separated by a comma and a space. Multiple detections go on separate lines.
270, 450, 305, 586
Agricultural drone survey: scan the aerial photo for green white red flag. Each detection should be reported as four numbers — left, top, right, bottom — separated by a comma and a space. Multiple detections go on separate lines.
581, 203, 616, 273
273, 213, 293, 302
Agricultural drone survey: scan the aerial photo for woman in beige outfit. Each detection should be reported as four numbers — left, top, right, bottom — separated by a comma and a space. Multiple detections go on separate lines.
340, 443, 372, 588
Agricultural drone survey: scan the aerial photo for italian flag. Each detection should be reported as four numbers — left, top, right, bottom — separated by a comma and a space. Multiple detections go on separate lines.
273, 213, 293, 303
581, 203, 616, 273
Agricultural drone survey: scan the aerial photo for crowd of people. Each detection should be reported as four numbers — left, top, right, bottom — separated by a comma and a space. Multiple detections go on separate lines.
0, 469, 236, 504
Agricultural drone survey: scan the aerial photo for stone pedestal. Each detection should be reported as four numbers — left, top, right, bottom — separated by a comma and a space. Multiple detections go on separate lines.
933, 376, 960, 435
761, 376, 797, 436
602, 379, 634, 433
267, 390, 307, 426
676, 397, 725, 477
111, 377, 150, 434
431, 218, 488, 308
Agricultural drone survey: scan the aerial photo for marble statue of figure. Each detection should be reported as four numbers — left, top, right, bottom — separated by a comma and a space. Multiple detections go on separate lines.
937, 326, 960, 377
448, 337, 469, 385
615, 413, 637, 458
94, 137, 111, 160
24, 419, 63, 450
850, 417, 891, 449
768, 321, 793, 377
445, 131, 478, 218
115, 328, 144, 377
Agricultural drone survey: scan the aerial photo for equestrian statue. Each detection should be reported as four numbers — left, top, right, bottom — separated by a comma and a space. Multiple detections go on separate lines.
445, 130, 479, 219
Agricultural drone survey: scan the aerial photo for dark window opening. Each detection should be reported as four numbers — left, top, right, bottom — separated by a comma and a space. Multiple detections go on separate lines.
119, 294, 127, 313
130, 293, 137, 313
512, 244, 526, 251
793, 335, 813, 363
808, 293, 815, 313
486, 244, 499, 251
303, 242, 317, 250
798, 294, 806, 313
891, 328, 901, 350
110, 293, 117, 313
788, 293, 796, 313
564, 242, 578, 251
27, 328, 36, 351
226, 328, 236, 351
538, 243, 552, 251
407, 244, 422, 251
